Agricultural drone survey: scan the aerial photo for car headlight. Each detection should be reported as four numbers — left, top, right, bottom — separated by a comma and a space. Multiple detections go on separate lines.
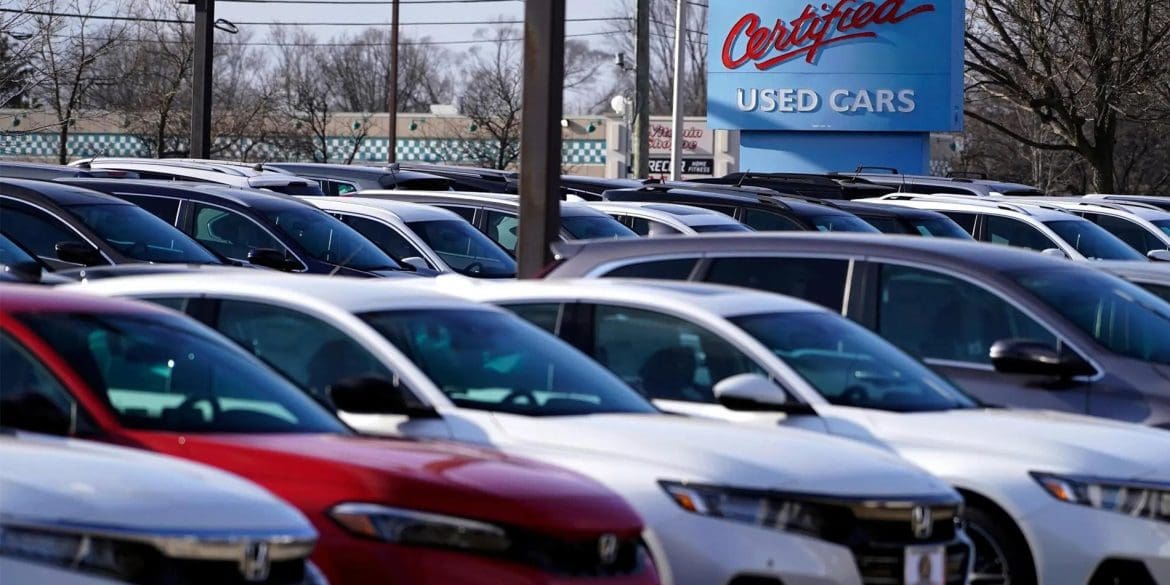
659, 480, 828, 538
0, 523, 150, 579
329, 503, 512, 553
1031, 472, 1170, 522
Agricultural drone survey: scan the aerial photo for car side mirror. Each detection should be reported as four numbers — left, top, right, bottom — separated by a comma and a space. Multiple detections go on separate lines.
713, 374, 790, 411
247, 248, 299, 272
55, 241, 103, 266
1040, 248, 1069, 259
1147, 250, 1170, 262
400, 257, 429, 272
989, 339, 1096, 379
327, 375, 436, 417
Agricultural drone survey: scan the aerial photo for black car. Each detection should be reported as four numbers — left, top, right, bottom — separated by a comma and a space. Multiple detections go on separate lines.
544, 233, 1170, 428
689, 172, 892, 199
832, 200, 973, 238
601, 184, 880, 232
559, 176, 651, 201
396, 163, 519, 193
56, 179, 411, 278
0, 161, 142, 180
262, 162, 453, 195
0, 178, 226, 271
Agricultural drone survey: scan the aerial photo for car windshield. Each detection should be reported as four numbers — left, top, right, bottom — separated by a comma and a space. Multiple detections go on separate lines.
1009, 267, 1170, 364
1042, 219, 1145, 260
731, 311, 978, 412
809, 214, 882, 233
561, 215, 639, 240
65, 204, 221, 264
692, 223, 753, 233
1153, 219, 1170, 238
16, 311, 349, 433
360, 309, 658, 416
405, 219, 516, 277
910, 217, 972, 239
260, 206, 401, 271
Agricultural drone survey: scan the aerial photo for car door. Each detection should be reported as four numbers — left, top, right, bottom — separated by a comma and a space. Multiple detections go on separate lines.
980, 214, 1063, 253
188, 202, 298, 265
860, 261, 1093, 413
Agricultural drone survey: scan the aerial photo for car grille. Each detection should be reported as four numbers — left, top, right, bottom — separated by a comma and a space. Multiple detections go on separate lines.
146, 558, 308, 585
855, 543, 970, 585
509, 533, 646, 577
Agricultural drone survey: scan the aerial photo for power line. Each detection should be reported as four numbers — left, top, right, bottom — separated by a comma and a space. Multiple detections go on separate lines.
222, 0, 519, 4
44, 29, 623, 47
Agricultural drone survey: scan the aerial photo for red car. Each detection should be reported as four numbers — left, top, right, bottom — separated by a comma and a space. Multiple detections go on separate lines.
0, 285, 658, 585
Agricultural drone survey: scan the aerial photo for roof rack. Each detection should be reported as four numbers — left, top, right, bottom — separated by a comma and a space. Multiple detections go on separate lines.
875, 193, 1054, 216
947, 171, 989, 180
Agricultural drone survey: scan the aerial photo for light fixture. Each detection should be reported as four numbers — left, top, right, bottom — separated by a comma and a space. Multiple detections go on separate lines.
586, 122, 597, 133
468, 122, 478, 132
560, 119, 570, 128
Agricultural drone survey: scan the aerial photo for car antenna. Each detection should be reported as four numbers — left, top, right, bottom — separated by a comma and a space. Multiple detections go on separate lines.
387, 162, 400, 190
253, 162, 264, 172
735, 169, 750, 188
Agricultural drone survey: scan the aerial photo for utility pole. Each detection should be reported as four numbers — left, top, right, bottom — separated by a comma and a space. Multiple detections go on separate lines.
190, 0, 214, 159
632, 0, 650, 178
517, 0, 565, 278
387, 0, 400, 163
668, 0, 687, 181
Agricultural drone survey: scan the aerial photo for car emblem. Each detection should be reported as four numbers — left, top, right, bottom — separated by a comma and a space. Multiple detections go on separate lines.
239, 541, 271, 582
911, 506, 933, 540
598, 533, 619, 566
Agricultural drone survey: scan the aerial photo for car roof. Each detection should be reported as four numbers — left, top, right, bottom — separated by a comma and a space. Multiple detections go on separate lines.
302, 196, 459, 222
865, 194, 1077, 221
434, 276, 826, 317
552, 232, 1076, 274
1007, 198, 1170, 220
587, 201, 743, 226
358, 190, 607, 217
602, 186, 858, 216
0, 178, 133, 206
1092, 261, 1170, 283
265, 162, 446, 183
57, 179, 313, 210
73, 159, 311, 186
0, 283, 172, 314
831, 200, 952, 219
843, 172, 1041, 193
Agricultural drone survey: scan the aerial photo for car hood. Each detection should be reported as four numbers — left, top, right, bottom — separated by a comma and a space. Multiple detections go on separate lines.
854, 408, 1170, 481
487, 413, 954, 498
187, 433, 642, 538
0, 433, 310, 534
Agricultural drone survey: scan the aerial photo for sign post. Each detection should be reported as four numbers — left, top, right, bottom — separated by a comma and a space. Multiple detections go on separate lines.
668, 0, 687, 181
190, 0, 214, 159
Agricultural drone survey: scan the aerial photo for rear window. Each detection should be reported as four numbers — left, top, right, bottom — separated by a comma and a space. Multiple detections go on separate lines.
602, 258, 698, 280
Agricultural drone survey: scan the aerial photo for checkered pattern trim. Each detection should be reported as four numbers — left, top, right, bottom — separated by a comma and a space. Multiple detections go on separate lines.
0, 132, 609, 165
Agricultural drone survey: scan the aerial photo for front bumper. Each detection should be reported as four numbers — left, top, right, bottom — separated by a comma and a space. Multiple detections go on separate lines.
1023, 499, 1170, 585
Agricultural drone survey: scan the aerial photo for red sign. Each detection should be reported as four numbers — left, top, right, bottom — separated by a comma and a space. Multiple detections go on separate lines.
721, 0, 936, 71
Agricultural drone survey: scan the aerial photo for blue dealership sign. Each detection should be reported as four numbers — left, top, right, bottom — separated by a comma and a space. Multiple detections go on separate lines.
707, 0, 964, 132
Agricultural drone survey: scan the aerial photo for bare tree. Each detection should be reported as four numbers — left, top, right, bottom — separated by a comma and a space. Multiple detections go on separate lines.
1, 2, 47, 109
458, 27, 523, 169
324, 28, 455, 113
268, 26, 334, 162
966, 0, 1170, 192
602, 0, 708, 116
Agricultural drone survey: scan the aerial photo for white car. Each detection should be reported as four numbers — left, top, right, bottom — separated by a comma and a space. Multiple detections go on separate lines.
586, 201, 754, 236
1003, 197, 1170, 260
300, 196, 517, 278
0, 431, 323, 584
438, 277, 1170, 585
69, 158, 324, 196
70, 273, 971, 585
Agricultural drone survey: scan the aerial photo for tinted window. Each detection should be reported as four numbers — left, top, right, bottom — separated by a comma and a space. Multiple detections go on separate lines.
407, 219, 517, 277
341, 214, 430, 266
361, 309, 657, 416
215, 299, 395, 401
16, 311, 348, 433
861, 216, 907, 234
705, 257, 850, 311
878, 264, 1057, 364
0, 199, 90, 262
192, 204, 287, 261
314, 179, 358, 197
1043, 219, 1145, 260
603, 258, 698, 280
260, 206, 401, 271
503, 303, 563, 334
120, 194, 181, 224
0, 233, 38, 266
809, 214, 881, 233
561, 215, 638, 241
942, 212, 977, 234
439, 205, 477, 223
733, 312, 976, 412
984, 215, 1060, 251
911, 217, 973, 239
1139, 283, 1170, 303
740, 208, 804, 231
484, 210, 519, 253
0, 332, 90, 435
692, 223, 752, 233
1153, 219, 1170, 238
592, 305, 762, 402
66, 204, 220, 264
689, 203, 738, 218
1085, 214, 1163, 255
1011, 268, 1170, 364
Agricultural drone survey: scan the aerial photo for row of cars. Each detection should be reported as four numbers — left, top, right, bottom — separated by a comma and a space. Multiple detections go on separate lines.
1, 159, 1169, 585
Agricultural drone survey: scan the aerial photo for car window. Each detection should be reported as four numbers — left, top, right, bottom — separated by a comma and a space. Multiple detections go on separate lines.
119, 194, 181, 224
340, 214, 430, 266
591, 304, 763, 403
912, 217, 972, 239
314, 179, 358, 197
65, 204, 220, 264
16, 311, 348, 433
1084, 214, 1162, 255
192, 203, 287, 261
941, 212, 977, 234
740, 208, 804, 231
691, 223, 753, 233
214, 299, 396, 401
438, 205, 477, 223
809, 214, 881, 233
406, 219, 517, 277
878, 264, 1058, 364
602, 258, 699, 280
704, 257, 850, 312
1043, 219, 1146, 261
260, 206, 402, 271
361, 309, 657, 416
484, 210, 520, 253
502, 303, 563, 335
984, 215, 1060, 251
0, 332, 92, 435
1153, 219, 1170, 238
860, 215, 906, 234
560, 215, 638, 240
0, 199, 90, 263
689, 203, 738, 218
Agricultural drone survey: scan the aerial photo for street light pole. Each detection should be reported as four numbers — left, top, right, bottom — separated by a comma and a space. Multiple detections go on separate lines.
190, 0, 214, 158
668, 0, 687, 181
632, 0, 650, 178
387, 0, 400, 163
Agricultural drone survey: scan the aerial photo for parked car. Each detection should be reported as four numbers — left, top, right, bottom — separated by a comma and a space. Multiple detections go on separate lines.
560, 176, 650, 201
352, 191, 637, 255
1094, 261, 1170, 302
828, 200, 973, 238
0, 431, 322, 585
834, 169, 1044, 197
263, 162, 453, 195
601, 184, 881, 232
302, 196, 517, 278
689, 172, 864, 199
396, 163, 519, 193
69, 158, 326, 196
1085, 194, 1170, 211
73, 272, 974, 585
586, 202, 753, 235
542, 233, 1170, 428
1010, 198, 1170, 259
0, 160, 141, 180
0, 178, 227, 271
861, 194, 1146, 261
0, 286, 659, 585
451, 277, 1170, 585
56, 179, 411, 276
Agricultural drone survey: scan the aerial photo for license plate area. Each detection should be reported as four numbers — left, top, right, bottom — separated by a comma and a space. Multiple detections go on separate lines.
904, 545, 945, 585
